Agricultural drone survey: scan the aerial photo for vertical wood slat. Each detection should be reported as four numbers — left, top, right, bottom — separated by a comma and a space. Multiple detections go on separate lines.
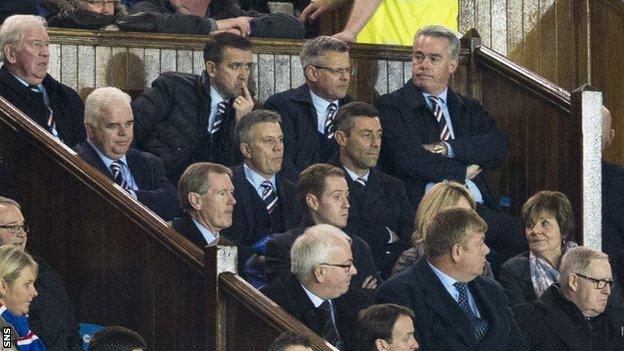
506, 0, 524, 66
176, 50, 194, 74
251, 53, 259, 97
61, 45, 78, 90
95, 46, 111, 88
257, 54, 274, 102
387, 61, 404, 94
160, 49, 176, 73
274, 55, 291, 94
475, 0, 492, 47
458, 0, 476, 34
128, 48, 145, 91
77, 46, 95, 95
523, 0, 541, 75
48, 44, 62, 81
110, 47, 128, 90
490, 0, 507, 54
374, 60, 388, 96
290, 56, 304, 89
193, 50, 204, 76
143, 49, 160, 89
539, 0, 558, 83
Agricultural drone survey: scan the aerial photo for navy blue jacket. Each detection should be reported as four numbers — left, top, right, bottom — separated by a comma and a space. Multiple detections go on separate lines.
75, 141, 179, 220
264, 83, 353, 181
376, 258, 527, 351
377, 82, 506, 208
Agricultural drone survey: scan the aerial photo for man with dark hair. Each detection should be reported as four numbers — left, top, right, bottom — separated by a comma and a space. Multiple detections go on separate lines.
0, 15, 85, 147
357, 303, 419, 351
173, 162, 236, 247
0, 196, 82, 351
221, 110, 300, 274
264, 36, 354, 180
262, 224, 372, 350
268, 331, 313, 351
75, 87, 179, 220
264, 163, 380, 291
132, 32, 255, 183
87, 326, 146, 351
332, 101, 414, 277
376, 207, 527, 351
376, 25, 526, 269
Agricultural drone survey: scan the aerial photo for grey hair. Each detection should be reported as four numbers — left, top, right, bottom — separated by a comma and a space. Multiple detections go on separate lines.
300, 36, 349, 70
235, 109, 282, 145
0, 196, 20, 210
415, 25, 461, 60
0, 15, 47, 62
290, 224, 351, 281
84, 87, 132, 125
177, 162, 232, 211
558, 246, 609, 289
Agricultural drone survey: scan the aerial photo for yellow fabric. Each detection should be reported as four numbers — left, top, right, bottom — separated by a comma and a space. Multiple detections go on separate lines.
356, 0, 458, 46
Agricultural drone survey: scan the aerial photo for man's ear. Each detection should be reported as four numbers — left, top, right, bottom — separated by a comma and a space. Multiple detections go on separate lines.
448, 58, 459, 75
304, 65, 318, 83
188, 192, 202, 211
240, 142, 252, 159
313, 265, 325, 283
306, 193, 319, 212
450, 243, 462, 263
375, 338, 389, 351
0, 279, 9, 297
335, 130, 348, 146
3, 44, 17, 65
568, 273, 579, 292
205, 61, 217, 78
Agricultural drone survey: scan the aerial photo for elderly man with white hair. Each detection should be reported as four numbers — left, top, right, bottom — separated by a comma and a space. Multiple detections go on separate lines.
513, 246, 624, 351
75, 87, 179, 220
0, 15, 85, 147
261, 224, 372, 350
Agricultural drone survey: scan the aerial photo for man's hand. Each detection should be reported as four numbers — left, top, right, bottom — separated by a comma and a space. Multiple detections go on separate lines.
466, 164, 482, 180
332, 30, 357, 43
361, 275, 378, 290
422, 143, 436, 153
234, 84, 254, 122
216, 16, 253, 36
300, 0, 345, 23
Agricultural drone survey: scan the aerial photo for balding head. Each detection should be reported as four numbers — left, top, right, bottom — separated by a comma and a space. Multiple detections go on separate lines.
602, 106, 615, 151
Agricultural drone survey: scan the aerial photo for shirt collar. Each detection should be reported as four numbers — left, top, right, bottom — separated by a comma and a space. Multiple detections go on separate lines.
190, 217, 219, 243
301, 283, 325, 308
243, 163, 276, 189
9, 71, 40, 89
88, 140, 127, 168
428, 260, 460, 292
342, 165, 370, 182
309, 89, 339, 115
422, 88, 449, 106
210, 84, 228, 108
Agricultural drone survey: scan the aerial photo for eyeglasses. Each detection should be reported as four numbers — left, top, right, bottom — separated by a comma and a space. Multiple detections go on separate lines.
313, 66, 355, 76
320, 261, 353, 273
575, 273, 614, 289
0, 223, 29, 234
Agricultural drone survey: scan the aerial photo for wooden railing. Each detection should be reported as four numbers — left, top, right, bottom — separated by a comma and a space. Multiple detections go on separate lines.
0, 96, 336, 350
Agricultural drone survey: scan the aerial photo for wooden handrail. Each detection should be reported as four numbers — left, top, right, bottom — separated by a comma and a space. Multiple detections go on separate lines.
474, 46, 571, 113
595, 0, 624, 12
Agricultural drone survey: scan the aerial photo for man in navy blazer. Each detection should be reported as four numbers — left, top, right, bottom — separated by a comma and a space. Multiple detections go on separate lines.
376, 25, 525, 269
376, 207, 527, 351
75, 87, 179, 220
330, 102, 414, 277
221, 110, 301, 268
264, 36, 353, 181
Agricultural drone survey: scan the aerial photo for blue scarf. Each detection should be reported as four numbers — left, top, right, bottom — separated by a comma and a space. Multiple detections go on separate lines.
0, 304, 47, 351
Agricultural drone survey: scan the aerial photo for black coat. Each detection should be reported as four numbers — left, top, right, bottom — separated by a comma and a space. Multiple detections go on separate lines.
131, 71, 242, 183
602, 161, 624, 282
260, 273, 372, 351
0, 0, 39, 24
512, 284, 624, 351
376, 82, 506, 209
75, 141, 180, 220
499, 252, 537, 306
45, 0, 127, 30
0, 66, 85, 148
328, 156, 414, 276
264, 224, 380, 290
221, 164, 301, 265
172, 212, 209, 248
30, 255, 82, 351
264, 83, 353, 181
376, 258, 528, 351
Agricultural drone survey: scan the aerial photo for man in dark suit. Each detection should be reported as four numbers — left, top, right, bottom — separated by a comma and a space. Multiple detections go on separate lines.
332, 101, 414, 277
601, 107, 624, 285
376, 207, 527, 351
132, 33, 255, 183
376, 25, 525, 269
0, 15, 85, 147
173, 162, 236, 247
264, 36, 353, 181
261, 224, 372, 350
221, 110, 300, 270
264, 163, 380, 291
75, 87, 179, 220
0, 196, 82, 351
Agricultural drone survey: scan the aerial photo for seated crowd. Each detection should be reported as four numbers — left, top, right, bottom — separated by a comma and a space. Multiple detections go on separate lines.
0, 11, 622, 351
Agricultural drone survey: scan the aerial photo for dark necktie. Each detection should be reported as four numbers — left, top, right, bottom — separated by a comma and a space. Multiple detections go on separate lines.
260, 180, 278, 214
324, 103, 338, 139
211, 101, 228, 135
354, 177, 366, 187
110, 160, 128, 189
319, 300, 340, 345
428, 96, 451, 141
30, 84, 58, 138
454, 282, 489, 341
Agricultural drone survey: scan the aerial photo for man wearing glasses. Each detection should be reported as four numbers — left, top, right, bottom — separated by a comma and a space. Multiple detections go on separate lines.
0, 196, 82, 351
132, 32, 255, 183
261, 224, 372, 350
264, 36, 353, 181
513, 246, 624, 351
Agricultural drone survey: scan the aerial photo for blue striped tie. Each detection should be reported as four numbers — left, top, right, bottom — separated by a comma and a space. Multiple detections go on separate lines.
428, 96, 451, 141
261, 180, 278, 214
211, 101, 228, 135
324, 103, 338, 139
110, 160, 127, 189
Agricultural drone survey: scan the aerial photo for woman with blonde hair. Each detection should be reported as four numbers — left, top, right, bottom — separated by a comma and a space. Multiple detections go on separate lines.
0, 245, 46, 350
392, 181, 493, 277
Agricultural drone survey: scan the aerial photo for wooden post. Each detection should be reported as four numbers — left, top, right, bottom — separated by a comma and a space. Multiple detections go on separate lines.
460, 28, 482, 99
205, 244, 238, 351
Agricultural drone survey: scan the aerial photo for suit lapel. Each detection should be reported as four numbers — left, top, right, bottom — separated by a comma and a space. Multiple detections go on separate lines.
80, 142, 115, 181
363, 169, 384, 209
174, 213, 208, 247
445, 87, 463, 137
418, 261, 478, 346
234, 165, 262, 232
126, 150, 147, 189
